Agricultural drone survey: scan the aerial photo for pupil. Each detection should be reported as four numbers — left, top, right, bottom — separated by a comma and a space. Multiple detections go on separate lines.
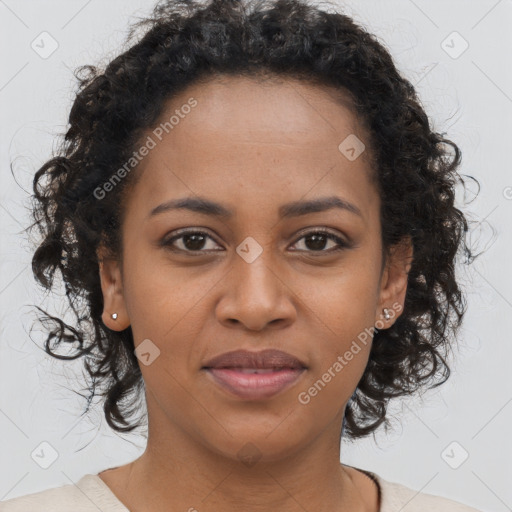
184, 234, 206, 250
306, 234, 327, 250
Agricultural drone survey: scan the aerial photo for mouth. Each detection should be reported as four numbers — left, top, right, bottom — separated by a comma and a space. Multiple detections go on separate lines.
209, 367, 298, 373
201, 349, 307, 400
203, 367, 306, 400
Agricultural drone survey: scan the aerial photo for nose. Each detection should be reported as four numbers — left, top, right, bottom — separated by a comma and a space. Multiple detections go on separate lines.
215, 251, 297, 332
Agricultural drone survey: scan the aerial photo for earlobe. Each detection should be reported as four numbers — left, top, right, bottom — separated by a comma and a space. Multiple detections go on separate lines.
97, 245, 130, 331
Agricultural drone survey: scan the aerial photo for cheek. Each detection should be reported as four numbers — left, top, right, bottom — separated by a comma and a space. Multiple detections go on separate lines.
297, 263, 378, 339
121, 258, 227, 382
295, 262, 377, 390
122, 246, 213, 334
295, 338, 372, 432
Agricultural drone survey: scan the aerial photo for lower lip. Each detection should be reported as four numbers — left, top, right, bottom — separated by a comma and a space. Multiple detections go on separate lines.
204, 368, 306, 400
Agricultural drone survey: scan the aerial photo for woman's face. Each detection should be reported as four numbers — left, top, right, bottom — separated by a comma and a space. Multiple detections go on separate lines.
98, 75, 411, 462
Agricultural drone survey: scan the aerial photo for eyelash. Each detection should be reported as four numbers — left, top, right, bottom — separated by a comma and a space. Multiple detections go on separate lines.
161, 228, 351, 255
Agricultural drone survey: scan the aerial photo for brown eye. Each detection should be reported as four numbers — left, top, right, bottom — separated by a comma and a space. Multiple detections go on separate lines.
161, 230, 223, 254
289, 230, 350, 254
160, 228, 351, 256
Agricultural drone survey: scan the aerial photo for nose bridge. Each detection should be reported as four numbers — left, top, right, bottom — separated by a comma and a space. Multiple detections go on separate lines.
216, 236, 296, 330
232, 236, 281, 300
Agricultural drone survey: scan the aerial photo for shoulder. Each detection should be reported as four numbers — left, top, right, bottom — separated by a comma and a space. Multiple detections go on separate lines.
0, 474, 127, 512
371, 472, 483, 512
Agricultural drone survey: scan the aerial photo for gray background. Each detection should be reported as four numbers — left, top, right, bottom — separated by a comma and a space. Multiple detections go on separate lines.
0, 1, 510, 510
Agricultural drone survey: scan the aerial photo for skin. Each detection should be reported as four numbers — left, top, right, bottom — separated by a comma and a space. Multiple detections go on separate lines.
96, 75, 413, 512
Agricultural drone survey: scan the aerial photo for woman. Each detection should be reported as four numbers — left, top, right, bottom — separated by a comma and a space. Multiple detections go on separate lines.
1, 0, 481, 510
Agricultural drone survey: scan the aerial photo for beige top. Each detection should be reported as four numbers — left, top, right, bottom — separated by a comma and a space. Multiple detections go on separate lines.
0, 469, 482, 511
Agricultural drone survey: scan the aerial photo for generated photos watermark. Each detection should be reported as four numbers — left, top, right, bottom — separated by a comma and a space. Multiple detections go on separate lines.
93, 97, 197, 200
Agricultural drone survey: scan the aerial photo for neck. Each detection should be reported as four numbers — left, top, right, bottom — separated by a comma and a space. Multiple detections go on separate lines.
107, 393, 373, 512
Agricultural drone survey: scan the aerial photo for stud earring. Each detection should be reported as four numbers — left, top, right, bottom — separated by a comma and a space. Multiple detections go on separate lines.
383, 308, 391, 320
111, 312, 118, 320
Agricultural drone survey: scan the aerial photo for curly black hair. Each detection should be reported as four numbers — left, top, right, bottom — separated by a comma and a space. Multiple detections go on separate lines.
27, 0, 479, 440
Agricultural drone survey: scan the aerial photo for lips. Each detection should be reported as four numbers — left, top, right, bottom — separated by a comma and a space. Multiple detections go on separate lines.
202, 349, 308, 400
202, 348, 307, 371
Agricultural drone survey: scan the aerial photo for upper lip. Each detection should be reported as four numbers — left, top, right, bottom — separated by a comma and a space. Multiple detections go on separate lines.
202, 349, 307, 370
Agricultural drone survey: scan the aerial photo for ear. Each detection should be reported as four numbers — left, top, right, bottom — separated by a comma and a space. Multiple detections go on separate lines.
375, 236, 413, 328
96, 244, 130, 331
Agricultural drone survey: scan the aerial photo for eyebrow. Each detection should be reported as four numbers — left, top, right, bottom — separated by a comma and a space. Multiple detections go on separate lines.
148, 195, 363, 220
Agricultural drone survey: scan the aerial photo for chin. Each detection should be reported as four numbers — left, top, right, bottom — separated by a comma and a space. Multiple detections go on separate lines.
199, 423, 312, 465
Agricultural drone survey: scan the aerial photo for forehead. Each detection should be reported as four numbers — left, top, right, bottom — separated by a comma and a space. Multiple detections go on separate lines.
127, 75, 378, 225
153, 74, 367, 149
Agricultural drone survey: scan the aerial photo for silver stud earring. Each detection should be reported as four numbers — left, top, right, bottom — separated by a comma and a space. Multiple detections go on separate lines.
111, 312, 118, 320
383, 308, 391, 320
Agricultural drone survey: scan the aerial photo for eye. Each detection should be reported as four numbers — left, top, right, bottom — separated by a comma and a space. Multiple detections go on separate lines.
161, 229, 223, 254
289, 229, 350, 254
161, 228, 350, 255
